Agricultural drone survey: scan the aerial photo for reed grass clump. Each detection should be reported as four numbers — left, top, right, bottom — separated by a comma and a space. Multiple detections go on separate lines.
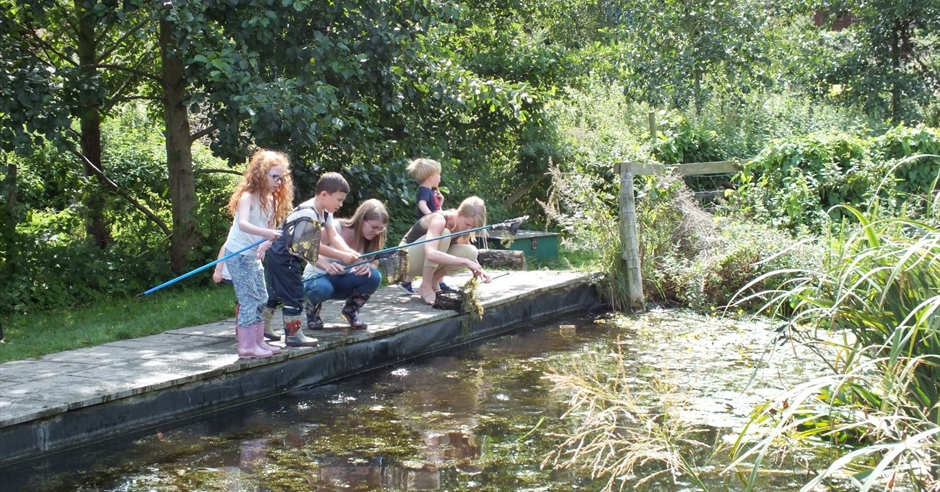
542, 341, 713, 491
541, 161, 819, 313
727, 166, 940, 490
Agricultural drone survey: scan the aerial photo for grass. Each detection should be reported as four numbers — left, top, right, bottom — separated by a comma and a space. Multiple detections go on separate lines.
0, 284, 236, 363
542, 336, 713, 491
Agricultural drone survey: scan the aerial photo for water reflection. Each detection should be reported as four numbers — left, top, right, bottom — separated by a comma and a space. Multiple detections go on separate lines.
1, 311, 833, 492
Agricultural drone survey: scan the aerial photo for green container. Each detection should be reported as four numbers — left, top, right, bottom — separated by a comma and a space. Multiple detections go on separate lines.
479, 230, 561, 260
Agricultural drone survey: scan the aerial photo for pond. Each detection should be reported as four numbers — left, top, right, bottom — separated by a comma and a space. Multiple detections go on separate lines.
2, 309, 836, 491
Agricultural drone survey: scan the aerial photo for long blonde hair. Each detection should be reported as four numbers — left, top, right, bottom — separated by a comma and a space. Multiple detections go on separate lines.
340, 199, 389, 253
456, 196, 487, 241
227, 149, 294, 226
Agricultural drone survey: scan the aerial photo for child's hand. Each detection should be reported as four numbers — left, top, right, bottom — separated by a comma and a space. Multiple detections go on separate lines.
343, 251, 360, 264
212, 268, 224, 283
257, 240, 273, 259
324, 262, 345, 275
263, 229, 282, 241
352, 263, 371, 276
434, 189, 444, 206
466, 260, 490, 283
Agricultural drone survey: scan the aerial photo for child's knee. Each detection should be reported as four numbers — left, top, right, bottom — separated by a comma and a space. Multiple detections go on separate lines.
363, 270, 382, 292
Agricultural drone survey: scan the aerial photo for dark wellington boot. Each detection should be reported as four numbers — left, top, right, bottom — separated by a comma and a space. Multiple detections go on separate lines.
305, 302, 324, 331
340, 290, 371, 329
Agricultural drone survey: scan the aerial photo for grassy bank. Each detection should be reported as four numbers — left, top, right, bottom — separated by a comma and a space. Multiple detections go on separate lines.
0, 285, 236, 363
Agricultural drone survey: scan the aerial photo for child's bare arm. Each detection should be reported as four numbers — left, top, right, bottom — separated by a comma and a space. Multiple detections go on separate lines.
418, 199, 433, 216
212, 244, 226, 283
319, 234, 359, 264
236, 193, 281, 240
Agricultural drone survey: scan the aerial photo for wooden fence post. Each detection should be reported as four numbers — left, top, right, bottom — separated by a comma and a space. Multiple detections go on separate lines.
618, 163, 645, 311
648, 111, 657, 142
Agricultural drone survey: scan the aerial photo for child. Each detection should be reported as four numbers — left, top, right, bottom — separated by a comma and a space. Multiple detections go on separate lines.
400, 196, 492, 305
302, 199, 389, 330
408, 158, 445, 219
223, 149, 293, 359
398, 158, 456, 295
263, 172, 360, 347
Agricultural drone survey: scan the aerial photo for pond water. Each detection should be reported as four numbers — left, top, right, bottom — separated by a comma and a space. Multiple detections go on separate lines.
3, 309, 836, 491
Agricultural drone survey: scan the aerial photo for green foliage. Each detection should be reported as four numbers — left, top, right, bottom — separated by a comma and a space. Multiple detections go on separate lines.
614, 0, 770, 110
1, 107, 234, 316
652, 90, 884, 165
635, 176, 820, 312
771, 0, 940, 123
730, 126, 940, 234
652, 113, 726, 164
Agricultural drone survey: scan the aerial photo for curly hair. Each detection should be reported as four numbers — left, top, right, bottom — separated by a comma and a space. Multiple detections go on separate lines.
227, 149, 294, 226
339, 199, 389, 253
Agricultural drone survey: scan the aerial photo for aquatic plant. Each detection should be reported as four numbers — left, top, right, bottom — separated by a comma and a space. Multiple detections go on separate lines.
541, 340, 715, 491
727, 158, 940, 490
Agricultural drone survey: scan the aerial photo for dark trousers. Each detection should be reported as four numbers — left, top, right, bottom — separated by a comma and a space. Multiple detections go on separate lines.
264, 240, 306, 316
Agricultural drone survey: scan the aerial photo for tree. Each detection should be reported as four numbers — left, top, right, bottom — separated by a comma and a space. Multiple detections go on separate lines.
3, 0, 558, 274
798, 0, 940, 122
0, 0, 158, 248
613, 0, 769, 110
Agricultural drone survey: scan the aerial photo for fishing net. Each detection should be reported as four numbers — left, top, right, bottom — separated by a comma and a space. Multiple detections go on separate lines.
375, 250, 409, 285
283, 216, 322, 264
491, 215, 528, 235
432, 291, 465, 311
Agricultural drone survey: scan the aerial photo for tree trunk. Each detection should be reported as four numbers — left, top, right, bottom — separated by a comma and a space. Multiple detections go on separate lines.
160, 19, 198, 273
2, 155, 17, 277
477, 249, 527, 270
77, 1, 110, 248
890, 20, 902, 122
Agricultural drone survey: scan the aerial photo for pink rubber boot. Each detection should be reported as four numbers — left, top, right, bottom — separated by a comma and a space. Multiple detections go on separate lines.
253, 321, 281, 354
237, 326, 273, 359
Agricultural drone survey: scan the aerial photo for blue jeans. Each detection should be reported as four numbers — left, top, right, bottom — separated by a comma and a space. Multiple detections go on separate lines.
303, 268, 382, 305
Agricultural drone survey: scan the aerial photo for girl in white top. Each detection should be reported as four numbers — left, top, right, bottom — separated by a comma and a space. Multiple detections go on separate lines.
223, 149, 293, 359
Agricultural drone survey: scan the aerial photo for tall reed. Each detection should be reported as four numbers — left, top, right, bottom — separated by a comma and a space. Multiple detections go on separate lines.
726, 158, 940, 490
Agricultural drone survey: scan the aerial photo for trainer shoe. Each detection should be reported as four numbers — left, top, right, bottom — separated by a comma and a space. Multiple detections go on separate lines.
397, 281, 415, 294
439, 282, 458, 294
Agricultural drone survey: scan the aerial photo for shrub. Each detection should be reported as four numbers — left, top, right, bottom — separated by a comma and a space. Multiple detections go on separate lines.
2, 106, 235, 316
635, 175, 821, 312
729, 126, 940, 235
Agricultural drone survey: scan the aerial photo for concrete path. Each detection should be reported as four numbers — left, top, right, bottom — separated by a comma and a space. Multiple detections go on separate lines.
0, 270, 599, 465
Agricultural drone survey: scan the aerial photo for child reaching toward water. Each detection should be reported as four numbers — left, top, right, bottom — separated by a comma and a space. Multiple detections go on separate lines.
302, 199, 389, 330
400, 196, 492, 305
223, 149, 293, 359
263, 172, 360, 347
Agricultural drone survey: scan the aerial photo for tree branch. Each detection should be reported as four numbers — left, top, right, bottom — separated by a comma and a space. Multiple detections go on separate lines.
194, 168, 243, 176
95, 64, 163, 84
15, 15, 78, 69
97, 18, 152, 61
63, 134, 172, 237
111, 95, 162, 104
190, 125, 217, 142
